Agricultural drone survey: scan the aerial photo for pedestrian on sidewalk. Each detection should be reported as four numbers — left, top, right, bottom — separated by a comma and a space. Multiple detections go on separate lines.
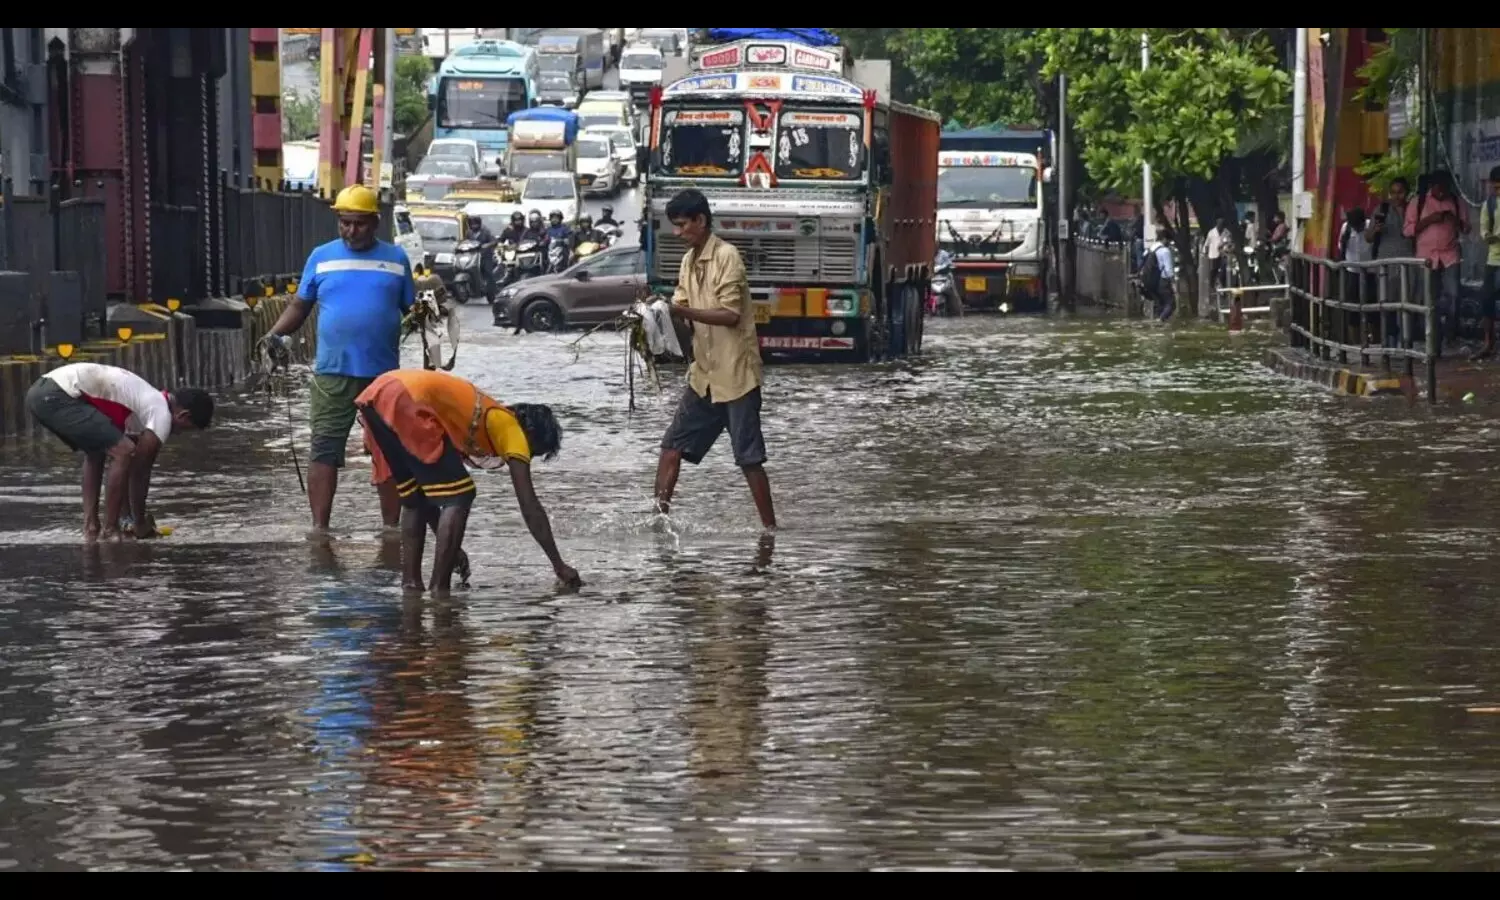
1140, 228, 1177, 322
26, 362, 215, 541
1404, 169, 1469, 356
354, 368, 580, 593
1475, 166, 1500, 359
1368, 177, 1415, 348
262, 184, 416, 537
652, 188, 777, 532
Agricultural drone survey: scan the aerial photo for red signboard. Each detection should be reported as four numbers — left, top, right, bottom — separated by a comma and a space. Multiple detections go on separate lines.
700, 46, 742, 69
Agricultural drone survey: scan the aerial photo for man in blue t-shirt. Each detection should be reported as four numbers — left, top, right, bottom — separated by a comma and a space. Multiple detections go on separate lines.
263, 184, 416, 535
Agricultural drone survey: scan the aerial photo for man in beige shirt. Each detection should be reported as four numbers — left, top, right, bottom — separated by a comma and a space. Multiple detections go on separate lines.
653, 188, 777, 531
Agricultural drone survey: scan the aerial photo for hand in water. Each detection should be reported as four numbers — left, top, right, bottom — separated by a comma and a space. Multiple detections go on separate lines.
554, 563, 583, 590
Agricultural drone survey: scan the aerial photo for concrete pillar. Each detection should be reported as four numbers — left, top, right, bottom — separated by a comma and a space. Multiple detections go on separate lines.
249, 28, 282, 187
0, 28, 50, 196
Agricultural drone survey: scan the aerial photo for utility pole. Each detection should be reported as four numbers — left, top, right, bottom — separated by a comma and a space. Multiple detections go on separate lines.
1140, 33, 1153, 245
1058, 71, 1073, 312
1291, 28, 1307, 253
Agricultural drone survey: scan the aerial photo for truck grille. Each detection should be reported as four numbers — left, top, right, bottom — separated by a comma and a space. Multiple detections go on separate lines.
941, 239, 1023, 258
655, 233, 859, 284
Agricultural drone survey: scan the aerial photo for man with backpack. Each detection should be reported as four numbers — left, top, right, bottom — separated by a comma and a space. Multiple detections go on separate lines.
1139, 227, 1176, 322
1477, 166, 1500, 359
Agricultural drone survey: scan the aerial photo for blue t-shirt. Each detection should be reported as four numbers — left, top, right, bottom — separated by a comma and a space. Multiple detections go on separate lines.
297, 239, 416, 378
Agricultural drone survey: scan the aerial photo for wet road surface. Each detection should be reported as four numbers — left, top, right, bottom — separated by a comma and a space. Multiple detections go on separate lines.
4, 314, 1500, 871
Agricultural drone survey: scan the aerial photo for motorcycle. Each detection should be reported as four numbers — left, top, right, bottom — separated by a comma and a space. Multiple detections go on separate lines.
510, 239, 545, 283
928, 250, 962, 317
451, 238, 499, 304
573, 227, 617, 262
546, 237, 572, 274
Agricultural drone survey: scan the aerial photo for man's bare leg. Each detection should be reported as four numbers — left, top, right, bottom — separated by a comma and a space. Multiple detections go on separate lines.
653, 448, 683, 515
376, 477, 401, 529
308, 461, 337, 532
429, 505, 471, 594
82, 452, 105, 541
400, 504, 426, 591
742, 463, 777, 530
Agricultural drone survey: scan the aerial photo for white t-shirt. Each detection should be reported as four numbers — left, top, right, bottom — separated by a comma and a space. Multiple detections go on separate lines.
44, 363, 174, 441
1205, 227, 1226, 259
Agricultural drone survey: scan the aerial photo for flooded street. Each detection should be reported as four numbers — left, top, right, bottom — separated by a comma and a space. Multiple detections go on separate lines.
4, 312, 1500, 871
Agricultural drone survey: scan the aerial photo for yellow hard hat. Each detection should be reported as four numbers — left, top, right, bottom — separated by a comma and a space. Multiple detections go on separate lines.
332, 184, 380, 215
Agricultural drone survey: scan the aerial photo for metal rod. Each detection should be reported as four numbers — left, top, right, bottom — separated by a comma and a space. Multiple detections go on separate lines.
1291, 28, 1307, 253
1140, 33, 1153, 245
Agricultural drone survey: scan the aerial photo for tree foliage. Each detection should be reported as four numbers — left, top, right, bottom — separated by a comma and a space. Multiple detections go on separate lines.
1034, 29, 1289, 196
1354, 29, 1422, 194
284, 53, 433, 141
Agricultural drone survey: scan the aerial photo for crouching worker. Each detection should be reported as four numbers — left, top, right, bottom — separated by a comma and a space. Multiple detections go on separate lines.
354, 369, 581, 593
26, 362, 215, 541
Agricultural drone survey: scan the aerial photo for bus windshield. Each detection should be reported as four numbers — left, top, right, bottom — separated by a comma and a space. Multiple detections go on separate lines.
440, 77, 527, 128
937, 165, 1038, 209
658, 109, 744, 178
776, 110, 863, 180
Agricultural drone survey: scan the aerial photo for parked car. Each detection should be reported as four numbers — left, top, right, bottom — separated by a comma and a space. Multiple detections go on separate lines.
493, 244, 645, 331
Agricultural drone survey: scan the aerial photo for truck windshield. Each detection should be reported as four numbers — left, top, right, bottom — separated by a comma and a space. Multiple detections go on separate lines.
938, 165, 1038, 209
659, 109, 744, 178
776, 111, 863, 180
510, 152, 569, 178
620, 52, 661, 70
440, 77, 526, 128
539, 54, 576, 73
540, 73, 574, 90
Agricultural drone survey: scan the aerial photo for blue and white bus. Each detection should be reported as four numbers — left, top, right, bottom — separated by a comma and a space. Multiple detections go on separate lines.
429, 39, 540, 175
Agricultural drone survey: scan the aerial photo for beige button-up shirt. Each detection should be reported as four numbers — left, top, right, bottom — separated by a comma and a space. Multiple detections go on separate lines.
673, 232, 762, 403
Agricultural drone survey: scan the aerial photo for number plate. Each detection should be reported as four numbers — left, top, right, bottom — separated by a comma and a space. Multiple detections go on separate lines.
964, 276, 988, 293
754, 304, 772, 325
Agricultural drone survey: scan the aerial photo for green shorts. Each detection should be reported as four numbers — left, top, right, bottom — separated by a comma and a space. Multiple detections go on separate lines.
308, 373, 375, 467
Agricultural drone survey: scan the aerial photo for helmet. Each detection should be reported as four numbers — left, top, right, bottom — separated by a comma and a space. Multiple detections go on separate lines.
578, 214, 593, 231
510, 210, 525, 224
548, 209, 563, 223
469, 216, 483, 228
331, 184, 380, 215
528, 209, 543, 226
601, 205, 613, 218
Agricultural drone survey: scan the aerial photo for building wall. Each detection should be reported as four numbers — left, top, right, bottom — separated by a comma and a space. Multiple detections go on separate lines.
1426, 27, 1500, 280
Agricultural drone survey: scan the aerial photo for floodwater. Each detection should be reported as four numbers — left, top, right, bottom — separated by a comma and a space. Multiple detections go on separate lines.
4, 312, 1500, 872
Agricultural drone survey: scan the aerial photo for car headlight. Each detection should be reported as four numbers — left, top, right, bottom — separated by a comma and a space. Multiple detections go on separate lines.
498, 286, 518, 300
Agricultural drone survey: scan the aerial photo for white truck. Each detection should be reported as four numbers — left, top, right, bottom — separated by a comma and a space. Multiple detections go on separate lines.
935, 128, 1055, 312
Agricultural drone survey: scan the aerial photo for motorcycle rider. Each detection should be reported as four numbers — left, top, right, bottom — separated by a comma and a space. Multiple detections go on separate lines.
544, 210, 573, 272
573, 214, 601, 251
596, 205, 621, 229
521, 209, 548, 245
499, 210, 527, 245
468, 215, 498, 301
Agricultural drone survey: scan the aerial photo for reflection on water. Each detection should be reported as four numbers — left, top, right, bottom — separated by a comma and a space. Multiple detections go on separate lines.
4, 313, 1500, 870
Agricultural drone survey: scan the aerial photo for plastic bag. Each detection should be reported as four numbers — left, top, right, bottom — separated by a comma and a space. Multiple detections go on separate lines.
635, 298, 685, 359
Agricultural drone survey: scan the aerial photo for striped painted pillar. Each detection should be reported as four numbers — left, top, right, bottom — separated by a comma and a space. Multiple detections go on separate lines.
249, 28, 282, 186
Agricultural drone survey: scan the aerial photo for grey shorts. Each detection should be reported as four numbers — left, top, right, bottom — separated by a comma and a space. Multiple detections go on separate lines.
660, 385, 766, 468
27, 377, 125, 454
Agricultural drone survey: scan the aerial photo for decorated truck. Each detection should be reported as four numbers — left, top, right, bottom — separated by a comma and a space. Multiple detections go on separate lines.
936, 126, 1054, 312
641, 27, 940, 362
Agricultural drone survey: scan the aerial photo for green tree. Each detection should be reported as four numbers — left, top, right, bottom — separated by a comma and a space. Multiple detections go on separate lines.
1034, 28, 1292, 313
1354, 28, 1421, 194
282, 93, 319, 141
391, 54, 433, 136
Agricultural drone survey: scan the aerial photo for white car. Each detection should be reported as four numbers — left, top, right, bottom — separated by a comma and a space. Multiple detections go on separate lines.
392, 205, 428, 271
575, 132, 622, 197
518, 170, 581, 227
424, 138, 483, 173
584, 124, 639, 186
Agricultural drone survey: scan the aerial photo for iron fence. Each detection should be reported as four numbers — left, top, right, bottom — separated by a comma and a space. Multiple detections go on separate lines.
0, 185, 109, 355
1286, 253, 1437, 402
1074, 239, 1135, 313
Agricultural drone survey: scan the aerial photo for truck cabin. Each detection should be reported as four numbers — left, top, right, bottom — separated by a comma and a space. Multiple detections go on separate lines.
649, 66, 874, 188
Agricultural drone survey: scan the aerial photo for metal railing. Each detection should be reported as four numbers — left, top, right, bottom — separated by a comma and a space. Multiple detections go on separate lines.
1074, 238, 1136, 313
1286, 253, 1437, 402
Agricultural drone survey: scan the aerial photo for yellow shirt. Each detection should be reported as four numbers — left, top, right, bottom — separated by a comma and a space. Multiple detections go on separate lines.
673, 232, 762, 403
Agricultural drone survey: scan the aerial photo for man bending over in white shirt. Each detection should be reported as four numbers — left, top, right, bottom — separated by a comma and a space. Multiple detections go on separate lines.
26, 363, 215, 541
